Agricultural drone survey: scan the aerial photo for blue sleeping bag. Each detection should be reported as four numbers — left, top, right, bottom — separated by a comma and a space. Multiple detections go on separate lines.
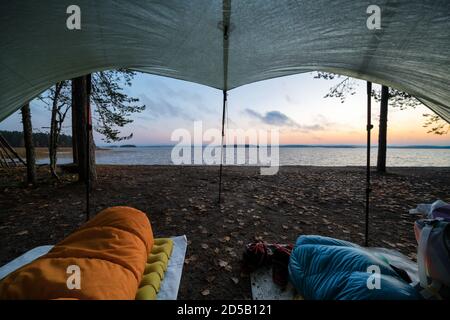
288, 235, 422, 300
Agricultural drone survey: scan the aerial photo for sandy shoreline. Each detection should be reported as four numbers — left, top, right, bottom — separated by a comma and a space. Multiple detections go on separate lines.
1, 165, 449, 299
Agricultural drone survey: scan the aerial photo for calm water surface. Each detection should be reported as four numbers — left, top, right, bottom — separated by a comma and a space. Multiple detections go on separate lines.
39, 146, 450, 167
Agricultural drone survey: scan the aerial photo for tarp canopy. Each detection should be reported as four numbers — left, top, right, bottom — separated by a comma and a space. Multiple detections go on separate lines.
1, 0, 449, 122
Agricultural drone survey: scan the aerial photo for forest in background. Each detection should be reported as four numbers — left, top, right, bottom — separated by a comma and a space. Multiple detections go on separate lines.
0, 130, 72, 148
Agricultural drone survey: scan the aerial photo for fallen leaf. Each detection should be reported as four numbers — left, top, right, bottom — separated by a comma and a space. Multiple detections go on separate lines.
218, 260, 228, 267
201, 289, 210, 296
189, 255, 198, 262
184, 254, 198, 265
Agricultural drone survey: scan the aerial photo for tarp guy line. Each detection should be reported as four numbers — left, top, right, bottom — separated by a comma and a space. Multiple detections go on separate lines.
218, 0, 231, 204
365, 82, 373, 247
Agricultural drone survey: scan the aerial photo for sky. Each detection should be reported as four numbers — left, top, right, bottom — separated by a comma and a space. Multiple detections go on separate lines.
0, 72, 449, 146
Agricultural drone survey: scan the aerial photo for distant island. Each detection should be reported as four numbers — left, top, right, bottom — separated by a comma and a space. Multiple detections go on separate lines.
120, 144, 137, 148
224, 144, 259, 148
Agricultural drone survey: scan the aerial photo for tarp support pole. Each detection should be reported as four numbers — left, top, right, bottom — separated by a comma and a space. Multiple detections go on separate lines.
365, 81, 373, 247
86, 118, 90, 221
218, 90, 227, 203
218, 0, 231, 204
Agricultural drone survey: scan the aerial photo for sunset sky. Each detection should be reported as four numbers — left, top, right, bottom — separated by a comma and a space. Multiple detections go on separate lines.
0, 72, 449, 146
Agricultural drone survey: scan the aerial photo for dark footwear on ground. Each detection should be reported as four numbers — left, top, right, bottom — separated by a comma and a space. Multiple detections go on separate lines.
272, 244, 293, 287
241, 241, 274, 273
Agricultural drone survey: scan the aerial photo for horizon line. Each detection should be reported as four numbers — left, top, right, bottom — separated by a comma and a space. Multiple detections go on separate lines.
100, 144, 450, 149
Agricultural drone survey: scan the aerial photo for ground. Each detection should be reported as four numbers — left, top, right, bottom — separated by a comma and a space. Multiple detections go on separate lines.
1, 165, 449, 299
12, 147, 73, 159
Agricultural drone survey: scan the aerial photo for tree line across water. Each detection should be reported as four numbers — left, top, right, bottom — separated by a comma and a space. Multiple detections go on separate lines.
0, 130, 72, 148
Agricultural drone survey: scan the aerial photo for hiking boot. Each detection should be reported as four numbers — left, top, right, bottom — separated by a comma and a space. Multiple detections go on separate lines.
272, 244, 293, 287
241, 241, 273, 273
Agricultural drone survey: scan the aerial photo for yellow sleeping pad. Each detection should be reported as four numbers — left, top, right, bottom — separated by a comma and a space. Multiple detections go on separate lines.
154, 238, 173, 246
152, 239, 174, 258
140, 273, 161, 292
144, 263, 165, 279
135, 238, 174, 300
147, 253, 169, 270
136, 285, 157, 300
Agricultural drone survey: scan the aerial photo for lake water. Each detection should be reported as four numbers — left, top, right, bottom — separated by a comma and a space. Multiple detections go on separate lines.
40, 146, 450, 167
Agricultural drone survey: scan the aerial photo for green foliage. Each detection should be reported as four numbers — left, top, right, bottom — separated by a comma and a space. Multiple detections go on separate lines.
314, 72, 448, 135
37, 69, 145, 143
422, 114, 450, 135
40, 80, 72, 113
371, 88, 421, 110
91, 69, 145, 143
314, 72, 358, 103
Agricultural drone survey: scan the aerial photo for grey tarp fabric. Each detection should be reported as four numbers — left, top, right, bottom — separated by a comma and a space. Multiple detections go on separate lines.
0, 0, 449, 122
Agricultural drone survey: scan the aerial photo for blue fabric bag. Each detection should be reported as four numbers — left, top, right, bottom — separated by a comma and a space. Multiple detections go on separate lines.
288, 235, 422, 300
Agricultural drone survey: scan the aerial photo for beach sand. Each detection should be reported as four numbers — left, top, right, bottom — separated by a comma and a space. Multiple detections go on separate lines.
12, 147, 73, 159
1, 165, 449, 299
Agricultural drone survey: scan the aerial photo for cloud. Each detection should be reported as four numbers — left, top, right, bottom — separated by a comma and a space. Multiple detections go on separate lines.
314, 114, 335, 127
285, 94, 300, 105
244, 109, 294, 126
244, 109, 324, 132
313, 114, 356, 131
139, 94, 195, 121
147, 81, 216, 115
301, 123, 325, 131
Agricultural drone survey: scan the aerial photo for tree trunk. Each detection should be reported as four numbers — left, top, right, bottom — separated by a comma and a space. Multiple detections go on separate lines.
72, 74, 97, 183
49, 95, 59, 179
377, 85, 389, 173
71, 86, 78, 165
21, 103, 36, 184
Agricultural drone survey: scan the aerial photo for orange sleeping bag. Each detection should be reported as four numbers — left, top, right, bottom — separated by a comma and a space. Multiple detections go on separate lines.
0, 206, 154, 299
